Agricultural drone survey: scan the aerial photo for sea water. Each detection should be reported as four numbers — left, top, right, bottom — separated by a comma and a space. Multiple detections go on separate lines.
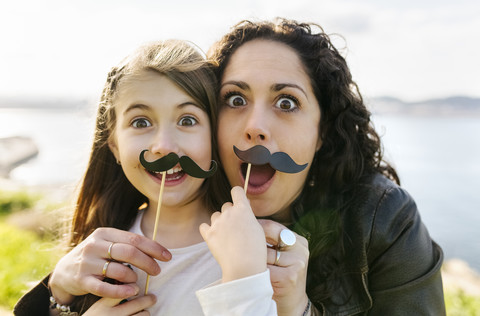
1, 108, 479, 271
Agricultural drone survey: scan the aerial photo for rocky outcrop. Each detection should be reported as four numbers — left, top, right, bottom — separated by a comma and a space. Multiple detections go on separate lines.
0, 136, 39, 177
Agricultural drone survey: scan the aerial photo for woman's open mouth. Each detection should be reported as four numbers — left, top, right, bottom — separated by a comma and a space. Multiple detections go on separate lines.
241, 162, 275, 194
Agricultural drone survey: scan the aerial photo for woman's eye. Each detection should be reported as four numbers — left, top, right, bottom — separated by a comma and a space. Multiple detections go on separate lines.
178, 116, 197, 126
226, 94, 246, 107
275, 97, 298, 112
131, 118, 152, 128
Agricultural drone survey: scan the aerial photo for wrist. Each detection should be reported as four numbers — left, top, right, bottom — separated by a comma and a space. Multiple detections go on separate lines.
48, 275, 74, 306
221, 262, 266, 283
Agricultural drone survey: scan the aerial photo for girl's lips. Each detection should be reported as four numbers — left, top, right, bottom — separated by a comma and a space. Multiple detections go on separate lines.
240, 163, 276, 195
146, 166, 187, 187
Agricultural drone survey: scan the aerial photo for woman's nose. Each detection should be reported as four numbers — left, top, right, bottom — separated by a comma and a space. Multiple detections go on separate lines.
244, 106, 270, 144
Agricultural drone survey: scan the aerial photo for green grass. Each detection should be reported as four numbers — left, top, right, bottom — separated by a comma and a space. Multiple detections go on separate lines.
0, 222, 60, 309
445, 289, 480, 316
0, 189, 479, 314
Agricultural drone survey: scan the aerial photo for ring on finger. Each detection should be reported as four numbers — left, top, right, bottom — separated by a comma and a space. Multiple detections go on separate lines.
277, 228, 296, 251
107, 242, 115, 260
102, 260, 111, 278
274, 249, 282, 266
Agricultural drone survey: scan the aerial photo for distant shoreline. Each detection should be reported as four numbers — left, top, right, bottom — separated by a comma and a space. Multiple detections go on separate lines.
2, 95, 480, 116
367, 95, 480, 116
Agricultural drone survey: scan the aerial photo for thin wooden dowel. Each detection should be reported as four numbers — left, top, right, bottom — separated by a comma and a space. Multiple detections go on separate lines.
244, 163, 251, 193
145, 171, 166, 294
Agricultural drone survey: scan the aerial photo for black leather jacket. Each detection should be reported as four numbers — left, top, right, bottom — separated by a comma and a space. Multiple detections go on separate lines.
315, 173, 445, 315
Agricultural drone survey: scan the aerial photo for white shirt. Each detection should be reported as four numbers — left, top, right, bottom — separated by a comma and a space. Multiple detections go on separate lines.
129, 210, 277, 316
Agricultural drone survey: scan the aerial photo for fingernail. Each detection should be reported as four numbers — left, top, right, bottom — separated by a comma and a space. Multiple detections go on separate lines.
131, 285, 140, 296
163, 250, 172, 260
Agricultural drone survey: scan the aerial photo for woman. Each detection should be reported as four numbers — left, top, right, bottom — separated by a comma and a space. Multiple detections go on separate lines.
203, 18, 445, 315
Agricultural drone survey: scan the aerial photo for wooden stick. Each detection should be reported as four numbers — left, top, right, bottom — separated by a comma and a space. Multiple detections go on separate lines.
145, 171, 166, 294
244, 163, 251, 193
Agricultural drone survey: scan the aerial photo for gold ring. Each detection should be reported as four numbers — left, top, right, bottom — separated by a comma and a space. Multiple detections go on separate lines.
278, 228, 296, 251
102, 260, 111, 278
107, 242, 115, 260
274, 249, 281, 266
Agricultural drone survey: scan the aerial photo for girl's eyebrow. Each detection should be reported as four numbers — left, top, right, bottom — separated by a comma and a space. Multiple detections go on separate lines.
123, 101, 201, 116
123, 103, 150, 116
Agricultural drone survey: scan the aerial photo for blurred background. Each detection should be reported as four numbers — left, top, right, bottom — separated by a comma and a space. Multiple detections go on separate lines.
1, 0, 479, 313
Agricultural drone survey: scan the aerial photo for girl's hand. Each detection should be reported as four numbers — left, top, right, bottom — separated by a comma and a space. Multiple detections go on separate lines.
199, 186, 267, 282
49, 227, 172, 305
259, 219, 310, 316
82, 295, 156, 316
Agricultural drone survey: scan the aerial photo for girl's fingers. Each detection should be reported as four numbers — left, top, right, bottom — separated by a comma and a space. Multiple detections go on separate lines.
113, 294, 157, 315
230, 186, 249, 206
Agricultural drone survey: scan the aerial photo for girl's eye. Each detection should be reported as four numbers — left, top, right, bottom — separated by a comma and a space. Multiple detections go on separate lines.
178, 116, 198, 126
225, 93, 246, 107
131, 118, 152, 128
275, 96, 299, 112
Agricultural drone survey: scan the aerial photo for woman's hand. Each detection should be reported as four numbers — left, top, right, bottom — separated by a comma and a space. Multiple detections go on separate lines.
49, 227, 172, 305
259, 219, 310, 316
82, 295, 156, 316
199, 186, 267, 283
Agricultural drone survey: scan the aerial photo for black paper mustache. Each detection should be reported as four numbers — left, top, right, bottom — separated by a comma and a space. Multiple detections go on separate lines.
139, 150, 217, 179
233, 145, 308, 174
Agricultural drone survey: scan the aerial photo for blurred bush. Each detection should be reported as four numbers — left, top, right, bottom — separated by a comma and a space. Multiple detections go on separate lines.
0, 222, 60, 309
0, 190, 40, 215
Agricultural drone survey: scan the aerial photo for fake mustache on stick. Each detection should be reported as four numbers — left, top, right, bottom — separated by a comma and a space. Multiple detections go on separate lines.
233, 145, 308, 174
139, 150, 217, 178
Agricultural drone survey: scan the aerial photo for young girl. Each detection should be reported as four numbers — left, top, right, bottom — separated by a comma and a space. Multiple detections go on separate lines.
15, 40, 276, 315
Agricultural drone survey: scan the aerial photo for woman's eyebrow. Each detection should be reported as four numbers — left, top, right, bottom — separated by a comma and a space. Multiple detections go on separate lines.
271, 83, 308, 98
220, 80, 250, 91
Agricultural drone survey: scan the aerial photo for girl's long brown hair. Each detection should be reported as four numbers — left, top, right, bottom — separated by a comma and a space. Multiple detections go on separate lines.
70, 40, 230, 247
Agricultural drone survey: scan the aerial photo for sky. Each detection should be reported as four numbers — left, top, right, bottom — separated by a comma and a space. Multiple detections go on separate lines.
1, 0, 479, 102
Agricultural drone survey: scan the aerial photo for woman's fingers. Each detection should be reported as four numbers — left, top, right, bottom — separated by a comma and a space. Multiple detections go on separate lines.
83, 277, 139, 299
257, 219, 308, 249
103, 241, 161, 276
96, 228, 172, 262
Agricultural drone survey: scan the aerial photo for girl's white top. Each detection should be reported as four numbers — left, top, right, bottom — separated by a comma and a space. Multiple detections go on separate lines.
129, 210, 277, 316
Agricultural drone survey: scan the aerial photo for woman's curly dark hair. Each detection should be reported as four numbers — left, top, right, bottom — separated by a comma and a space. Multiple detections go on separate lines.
209, 18, 399, 306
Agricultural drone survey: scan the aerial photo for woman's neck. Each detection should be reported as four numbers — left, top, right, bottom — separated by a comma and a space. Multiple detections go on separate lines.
141, 198, 211, 249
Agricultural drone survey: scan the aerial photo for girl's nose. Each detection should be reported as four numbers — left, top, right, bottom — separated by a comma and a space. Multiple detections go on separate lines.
150, 128, 179, 156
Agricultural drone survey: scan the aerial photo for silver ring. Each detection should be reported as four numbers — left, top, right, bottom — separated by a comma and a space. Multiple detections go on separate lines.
274, 249, 281, 266
278, 229, 296, 250
102, 260, 111, 278
107, 242, 115, 260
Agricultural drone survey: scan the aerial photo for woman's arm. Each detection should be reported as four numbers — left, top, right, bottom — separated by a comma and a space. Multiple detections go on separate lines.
366, 185, 445, 315
14, 227, 171, 315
